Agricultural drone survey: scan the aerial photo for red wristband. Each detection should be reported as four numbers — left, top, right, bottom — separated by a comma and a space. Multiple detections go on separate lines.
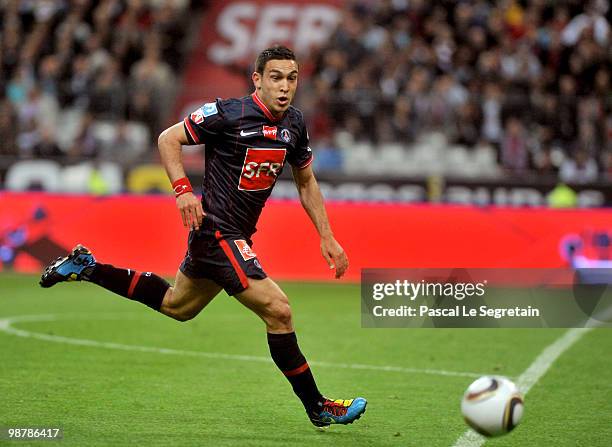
172, 177, 193, 197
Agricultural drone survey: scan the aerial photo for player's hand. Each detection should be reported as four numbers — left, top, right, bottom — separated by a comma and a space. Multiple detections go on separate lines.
176, 192, 204, 230
320, 235, 349, 279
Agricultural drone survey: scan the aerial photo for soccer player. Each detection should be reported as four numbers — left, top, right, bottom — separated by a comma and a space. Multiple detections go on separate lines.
40, 46, 366, 427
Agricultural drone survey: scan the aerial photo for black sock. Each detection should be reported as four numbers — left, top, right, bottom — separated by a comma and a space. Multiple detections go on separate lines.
86, 263, 170, 311
267, 332, 322, 412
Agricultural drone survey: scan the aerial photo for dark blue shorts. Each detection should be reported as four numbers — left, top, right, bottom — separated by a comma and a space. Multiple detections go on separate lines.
179, 225, 267, 296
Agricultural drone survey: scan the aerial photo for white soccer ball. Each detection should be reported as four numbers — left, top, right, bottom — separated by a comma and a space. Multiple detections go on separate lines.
461, 376, 524, 437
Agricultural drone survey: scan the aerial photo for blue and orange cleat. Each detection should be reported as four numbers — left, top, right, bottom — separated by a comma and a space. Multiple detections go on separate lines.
39, 244, 96, 288
309, 397, 367, 427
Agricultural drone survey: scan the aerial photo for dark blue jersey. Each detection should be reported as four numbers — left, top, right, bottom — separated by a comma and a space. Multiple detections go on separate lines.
183, 93, 313, 238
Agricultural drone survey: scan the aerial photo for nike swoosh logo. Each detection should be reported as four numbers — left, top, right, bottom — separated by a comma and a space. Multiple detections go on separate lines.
240, 130, 258, 137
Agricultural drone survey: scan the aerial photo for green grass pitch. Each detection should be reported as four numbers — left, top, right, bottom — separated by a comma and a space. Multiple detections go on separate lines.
1, 273, 610, 446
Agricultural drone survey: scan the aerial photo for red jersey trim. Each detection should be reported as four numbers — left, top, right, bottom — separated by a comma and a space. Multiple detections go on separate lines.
251, 92, 282, 122
296, 154, 314, 169
183, 117, 200, 144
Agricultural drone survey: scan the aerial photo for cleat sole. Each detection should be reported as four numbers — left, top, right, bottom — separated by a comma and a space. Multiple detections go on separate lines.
39, 244, 95, 288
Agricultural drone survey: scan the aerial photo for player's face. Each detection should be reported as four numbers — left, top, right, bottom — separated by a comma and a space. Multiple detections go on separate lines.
253, 59, 298, 117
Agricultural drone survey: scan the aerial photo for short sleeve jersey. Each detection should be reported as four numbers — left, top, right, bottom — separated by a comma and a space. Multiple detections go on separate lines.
183, 93, 313, 238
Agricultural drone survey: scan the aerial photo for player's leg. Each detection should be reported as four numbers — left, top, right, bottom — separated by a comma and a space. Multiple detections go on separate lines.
40, 244, 221, 320
234, 277, 293, 332
210, 232, 366, 426
235, 277, 320, 416
235, 277, 366, 426
159, 270, 222, 321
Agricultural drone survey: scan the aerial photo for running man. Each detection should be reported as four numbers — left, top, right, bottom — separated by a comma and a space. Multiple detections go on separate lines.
40, 46, 366, 427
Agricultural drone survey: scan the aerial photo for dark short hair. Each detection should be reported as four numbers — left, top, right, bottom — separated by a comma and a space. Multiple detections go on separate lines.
255, 45, 296, 74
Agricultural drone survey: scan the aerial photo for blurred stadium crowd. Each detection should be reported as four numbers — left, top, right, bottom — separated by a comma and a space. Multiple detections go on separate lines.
0, 0, 189, 165
0, 0, 610, 187
300, 0, 611, 182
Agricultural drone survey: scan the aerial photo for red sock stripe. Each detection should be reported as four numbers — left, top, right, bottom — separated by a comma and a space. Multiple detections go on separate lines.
284, 362, 310, 377
127, 272, 141, 298
215, 231, 248, 289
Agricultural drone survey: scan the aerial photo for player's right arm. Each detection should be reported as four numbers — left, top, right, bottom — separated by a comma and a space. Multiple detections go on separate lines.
158, 123, 204, 230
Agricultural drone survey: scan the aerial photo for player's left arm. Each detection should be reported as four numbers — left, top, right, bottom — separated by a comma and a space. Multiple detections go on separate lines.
292, 164, 349, 279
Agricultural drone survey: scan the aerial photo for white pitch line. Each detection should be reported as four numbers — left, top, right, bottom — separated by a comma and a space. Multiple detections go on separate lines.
451, 327, 593, 447
0, 313, 484, 379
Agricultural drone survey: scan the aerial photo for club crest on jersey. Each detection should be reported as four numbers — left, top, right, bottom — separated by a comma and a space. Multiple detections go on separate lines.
190, 109, 204, 124
239, 148, 286, 191
280, 129, 291, 143
234, 239, 257, 261
263, 126, 277, 140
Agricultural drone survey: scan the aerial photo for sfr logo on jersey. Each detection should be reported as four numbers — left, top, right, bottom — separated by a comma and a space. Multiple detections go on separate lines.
263, 126, 277, 140
239, 148, 286, 191
234, 239, 257, 261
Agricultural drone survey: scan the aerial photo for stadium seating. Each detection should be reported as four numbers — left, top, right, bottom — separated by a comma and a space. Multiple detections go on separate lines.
5, 160, 62, 191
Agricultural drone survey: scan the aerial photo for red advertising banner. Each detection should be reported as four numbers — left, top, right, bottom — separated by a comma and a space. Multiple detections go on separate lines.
175, 0, 341, 119
1, 193, 611, 282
